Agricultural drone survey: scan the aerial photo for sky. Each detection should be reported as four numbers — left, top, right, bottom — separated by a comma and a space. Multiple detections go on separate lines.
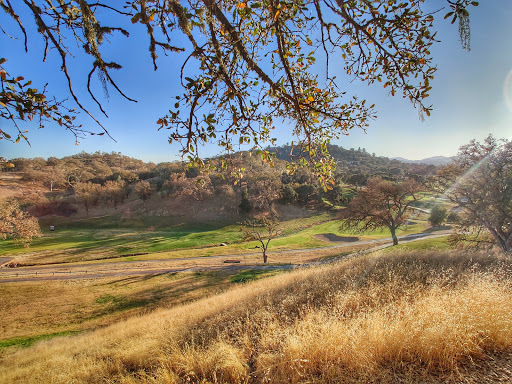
1, 1, 512, 163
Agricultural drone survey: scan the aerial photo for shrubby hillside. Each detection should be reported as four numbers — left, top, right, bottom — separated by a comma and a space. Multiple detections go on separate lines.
3, 145, 440, 219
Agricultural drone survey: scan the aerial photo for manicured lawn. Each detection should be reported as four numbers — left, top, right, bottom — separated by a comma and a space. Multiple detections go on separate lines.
0, 213, 434, 265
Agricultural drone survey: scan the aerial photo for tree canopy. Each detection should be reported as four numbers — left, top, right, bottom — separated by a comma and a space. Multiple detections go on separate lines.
1, 0, 478, 180
341, 176, 422, 245
441, 135, 512, 254
0, 201, 41, 246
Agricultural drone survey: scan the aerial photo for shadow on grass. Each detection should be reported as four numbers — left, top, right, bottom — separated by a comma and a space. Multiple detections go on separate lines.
90, 271, 234, 319
422, 225, 452, 233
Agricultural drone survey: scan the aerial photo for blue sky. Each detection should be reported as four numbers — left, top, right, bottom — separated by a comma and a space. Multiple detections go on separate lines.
1, 1, 511, 163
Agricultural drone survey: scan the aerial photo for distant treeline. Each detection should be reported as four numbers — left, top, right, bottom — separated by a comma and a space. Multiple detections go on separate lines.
5, 145, 441, 216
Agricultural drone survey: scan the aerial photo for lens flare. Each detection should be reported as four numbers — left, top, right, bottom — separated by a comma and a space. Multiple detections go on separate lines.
505, 69, 512, 113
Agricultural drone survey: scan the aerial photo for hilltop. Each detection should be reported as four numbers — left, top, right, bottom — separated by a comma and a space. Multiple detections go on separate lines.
391, 156, 453, 166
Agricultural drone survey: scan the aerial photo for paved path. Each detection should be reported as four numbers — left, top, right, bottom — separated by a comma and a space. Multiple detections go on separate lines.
0, 231, 451, 283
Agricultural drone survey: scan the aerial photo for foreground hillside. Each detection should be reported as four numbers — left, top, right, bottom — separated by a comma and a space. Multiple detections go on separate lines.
1, 249, 512, 383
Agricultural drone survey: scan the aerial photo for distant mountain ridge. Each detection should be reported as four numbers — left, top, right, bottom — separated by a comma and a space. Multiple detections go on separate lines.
391, 156, 453, 166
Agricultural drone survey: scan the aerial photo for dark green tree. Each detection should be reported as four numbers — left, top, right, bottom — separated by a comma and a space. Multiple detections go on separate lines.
239, 187, 252, 214
429, 205, 448, 227
281, 184, 297, 204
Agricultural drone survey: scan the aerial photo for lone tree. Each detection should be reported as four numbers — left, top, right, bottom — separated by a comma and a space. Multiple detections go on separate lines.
0, 201, 41, 247
341, 177, 422, 245
1, 0, 478, 180
242, 216, 282, 263
439, 135, 512, 254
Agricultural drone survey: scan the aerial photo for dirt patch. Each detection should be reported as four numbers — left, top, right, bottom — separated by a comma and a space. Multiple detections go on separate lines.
314, 233, 359, 243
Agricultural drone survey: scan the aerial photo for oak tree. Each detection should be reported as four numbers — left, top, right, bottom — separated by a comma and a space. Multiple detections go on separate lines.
341, 177, 422, 245
440, 135, 512, 254
74, 181, 101, 215
135, 180, 153, 202
0, 201, 41, 246
242, 216, 282, 263
1, 0, 478, 181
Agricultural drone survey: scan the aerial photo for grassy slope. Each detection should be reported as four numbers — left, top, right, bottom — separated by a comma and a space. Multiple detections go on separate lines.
1, 249, 511, 383
0, 269, 284, 346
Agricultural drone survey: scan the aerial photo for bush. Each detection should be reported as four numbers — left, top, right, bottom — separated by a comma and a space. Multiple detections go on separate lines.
429, 205, 448, 226
280, 184, 297, 204
447, 211, 461, 224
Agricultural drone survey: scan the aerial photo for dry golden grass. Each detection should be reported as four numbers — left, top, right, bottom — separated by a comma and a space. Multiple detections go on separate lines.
1, 249, 512, 383
0, 271, 236, 342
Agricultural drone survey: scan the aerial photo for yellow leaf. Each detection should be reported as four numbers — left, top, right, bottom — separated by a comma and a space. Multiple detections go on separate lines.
237, 2, 246, 9
308, 96, 314, 102
274, 10, 280, 21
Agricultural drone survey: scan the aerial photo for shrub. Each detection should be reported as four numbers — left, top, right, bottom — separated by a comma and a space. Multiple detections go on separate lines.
429, 205, 448, 226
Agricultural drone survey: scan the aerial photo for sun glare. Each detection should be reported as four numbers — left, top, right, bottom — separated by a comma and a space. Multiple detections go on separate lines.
504, 69, 512, 113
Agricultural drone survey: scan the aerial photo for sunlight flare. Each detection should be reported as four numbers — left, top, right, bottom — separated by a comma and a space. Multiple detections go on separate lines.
504, 69, 512, 113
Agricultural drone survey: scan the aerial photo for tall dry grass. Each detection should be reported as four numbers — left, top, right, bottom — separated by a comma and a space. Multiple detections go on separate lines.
1, 249, 512, 383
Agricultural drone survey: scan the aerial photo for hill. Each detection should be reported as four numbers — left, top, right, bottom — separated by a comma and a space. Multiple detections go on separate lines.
272, 144, 438, 185
392, 156, 453, 166
1, 249, 511, 383
2, 145, 441, 221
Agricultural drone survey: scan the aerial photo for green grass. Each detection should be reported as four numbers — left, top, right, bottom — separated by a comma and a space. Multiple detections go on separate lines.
229, 269, 285, 283
0, 216, 244, 261
384, 235, 452, 252
0, 213, 435, 264
0, 331, 81, 350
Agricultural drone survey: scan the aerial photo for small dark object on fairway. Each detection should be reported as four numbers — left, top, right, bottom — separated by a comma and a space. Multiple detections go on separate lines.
224, 260, 241, 264
50, 225, 55, 231
315, 233, 359, 242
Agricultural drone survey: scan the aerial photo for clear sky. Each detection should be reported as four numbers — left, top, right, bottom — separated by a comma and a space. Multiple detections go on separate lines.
1, 1, 511, 163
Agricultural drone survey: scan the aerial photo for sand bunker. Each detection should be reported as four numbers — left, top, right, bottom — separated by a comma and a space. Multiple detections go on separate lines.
314, 233, 359, 243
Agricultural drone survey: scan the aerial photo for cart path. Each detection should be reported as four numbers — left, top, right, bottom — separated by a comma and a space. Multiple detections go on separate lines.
0, 231, 451, 283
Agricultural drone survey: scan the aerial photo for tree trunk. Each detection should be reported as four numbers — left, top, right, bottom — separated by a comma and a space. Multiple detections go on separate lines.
390, 227, 398, 246
263, 250, 268, 263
